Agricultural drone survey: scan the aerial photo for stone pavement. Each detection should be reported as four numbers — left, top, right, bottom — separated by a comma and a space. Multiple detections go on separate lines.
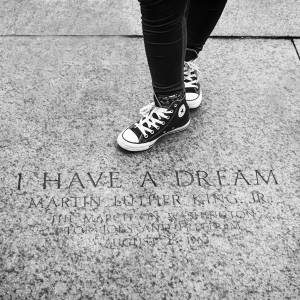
0, 1, 299, 300
1, 0, 300, 36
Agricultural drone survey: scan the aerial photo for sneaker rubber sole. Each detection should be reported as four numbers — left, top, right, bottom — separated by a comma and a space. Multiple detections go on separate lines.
186, 86, 203, 109
117, 120, 190, 152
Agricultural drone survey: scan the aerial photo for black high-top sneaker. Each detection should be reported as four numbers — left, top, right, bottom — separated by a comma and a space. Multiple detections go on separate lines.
117, 91, 190, 152
184, 61, 202, 109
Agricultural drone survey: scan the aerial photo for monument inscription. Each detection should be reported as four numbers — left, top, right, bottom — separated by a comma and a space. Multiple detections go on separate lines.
16, 169, 278, 189
14, 168, 280, 251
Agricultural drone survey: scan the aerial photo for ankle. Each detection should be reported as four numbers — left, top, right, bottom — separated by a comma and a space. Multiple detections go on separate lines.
154, 90, 186, 107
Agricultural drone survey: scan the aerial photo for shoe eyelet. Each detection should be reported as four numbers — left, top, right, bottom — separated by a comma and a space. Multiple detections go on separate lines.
157, 126, 160, 130
170, 110, 174, 113
174, 104, 177, 107
166, 116, 170, 119
151, 130, 154, 134
162, 121, 165, 125
144, 134, 148, 138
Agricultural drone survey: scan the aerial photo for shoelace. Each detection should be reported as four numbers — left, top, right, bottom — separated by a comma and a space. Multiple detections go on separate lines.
184, 61, 200, 89
135, 102, 172, 138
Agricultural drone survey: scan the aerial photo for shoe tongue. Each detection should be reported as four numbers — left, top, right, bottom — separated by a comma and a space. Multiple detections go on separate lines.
154, 91, 185, 108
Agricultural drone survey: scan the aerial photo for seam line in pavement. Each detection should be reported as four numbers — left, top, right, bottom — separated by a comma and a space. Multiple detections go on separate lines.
1, 34, 299, 60
0, 34, 300, 39
291, 39, 300, 62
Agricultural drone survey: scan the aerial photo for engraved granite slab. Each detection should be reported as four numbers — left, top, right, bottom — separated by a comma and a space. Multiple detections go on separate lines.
0, 37, 299, 299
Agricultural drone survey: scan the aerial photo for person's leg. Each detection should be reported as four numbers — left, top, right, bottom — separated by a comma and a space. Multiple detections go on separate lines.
117, 0, 191, 151
138, 0, 189, 98
183, 0, 227, 109
185, 0, 228, 61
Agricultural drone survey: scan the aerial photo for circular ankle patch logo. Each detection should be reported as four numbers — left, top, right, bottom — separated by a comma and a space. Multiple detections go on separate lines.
178, 105, 186, 118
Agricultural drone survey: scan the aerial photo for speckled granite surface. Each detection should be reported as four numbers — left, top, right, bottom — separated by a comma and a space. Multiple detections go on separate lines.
0, 0, 300, 36
0, 37, 299, 299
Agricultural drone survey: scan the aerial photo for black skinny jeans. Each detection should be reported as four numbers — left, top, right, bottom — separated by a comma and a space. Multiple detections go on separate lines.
138, 0, 227, 97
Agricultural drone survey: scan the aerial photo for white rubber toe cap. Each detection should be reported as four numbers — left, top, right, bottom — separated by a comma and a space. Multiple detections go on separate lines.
186, 92, 199, 101
186, 88, 203, 109
121, 128, 139, 143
